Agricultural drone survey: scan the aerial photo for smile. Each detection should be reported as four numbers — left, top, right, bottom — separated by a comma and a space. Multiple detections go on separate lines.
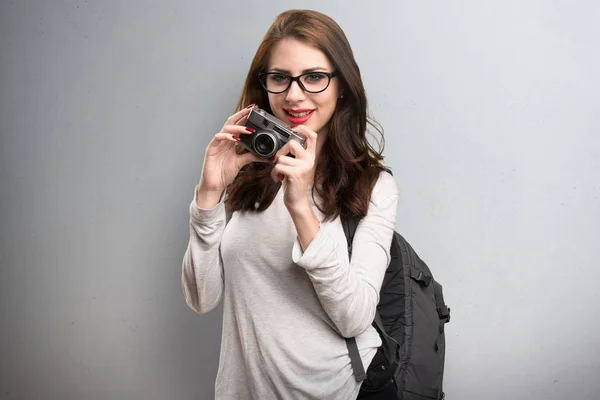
287, 111, 311, 117
284, 109, 315, 125
285, 109, 314, 118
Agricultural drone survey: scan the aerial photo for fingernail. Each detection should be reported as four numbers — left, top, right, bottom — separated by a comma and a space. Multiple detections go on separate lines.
245, 127, 256, 133
270, 156, 277, 162
232, 135, 241, 141
245, 104, 255, 109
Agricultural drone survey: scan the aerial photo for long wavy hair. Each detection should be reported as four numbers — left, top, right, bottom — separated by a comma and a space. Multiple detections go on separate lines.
226, 9, 387, 221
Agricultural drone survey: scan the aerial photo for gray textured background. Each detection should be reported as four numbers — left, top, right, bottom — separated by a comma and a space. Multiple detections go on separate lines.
1, 1, 599, 399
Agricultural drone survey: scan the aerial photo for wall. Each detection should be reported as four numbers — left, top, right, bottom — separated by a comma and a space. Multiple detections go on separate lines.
1, 1, 598, 399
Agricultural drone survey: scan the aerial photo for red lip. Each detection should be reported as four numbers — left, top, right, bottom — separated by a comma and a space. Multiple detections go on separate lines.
284, 109, 314, 125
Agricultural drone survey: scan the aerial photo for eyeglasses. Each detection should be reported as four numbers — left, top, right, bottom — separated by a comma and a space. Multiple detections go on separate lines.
258, 71, 338, 94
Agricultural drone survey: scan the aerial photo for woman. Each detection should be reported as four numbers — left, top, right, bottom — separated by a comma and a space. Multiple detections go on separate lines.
182, 9, 399, 400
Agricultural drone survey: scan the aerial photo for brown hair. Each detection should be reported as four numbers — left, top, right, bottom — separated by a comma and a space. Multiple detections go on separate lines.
226, 9, 387, 221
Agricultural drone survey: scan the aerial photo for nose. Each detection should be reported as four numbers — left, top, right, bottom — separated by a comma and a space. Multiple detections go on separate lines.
285, 80, 305, 103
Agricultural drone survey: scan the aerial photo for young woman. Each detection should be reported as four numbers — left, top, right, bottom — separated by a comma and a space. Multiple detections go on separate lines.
182, 9, 399, 399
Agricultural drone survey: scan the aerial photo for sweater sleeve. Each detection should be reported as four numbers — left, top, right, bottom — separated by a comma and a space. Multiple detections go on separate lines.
291, 172, 399, 337
181, 185, 227, 314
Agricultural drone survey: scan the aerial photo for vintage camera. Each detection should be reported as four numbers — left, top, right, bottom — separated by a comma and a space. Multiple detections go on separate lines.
240, 108, 306, 159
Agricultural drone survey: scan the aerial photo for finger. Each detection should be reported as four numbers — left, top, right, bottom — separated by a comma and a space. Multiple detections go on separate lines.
285, 140, 306, 158
221, 124, 257, 136
290, 125, 317, 155
225, 104, 256, 125
271, 164, 294, 183
234, 115, 247, 125
274, 141, 293, 159
212, 132, 241, 144
270, 163, 283, 182
275, 154, 300, 167
272, 140, 305, 164
273, 164, 295, 177
233, 104, 258, 125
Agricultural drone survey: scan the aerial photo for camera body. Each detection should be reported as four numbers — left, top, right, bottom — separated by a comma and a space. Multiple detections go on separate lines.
240, 108, 306, 159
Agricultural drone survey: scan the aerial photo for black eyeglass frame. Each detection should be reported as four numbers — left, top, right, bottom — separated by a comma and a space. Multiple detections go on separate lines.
258, 71, 339, 94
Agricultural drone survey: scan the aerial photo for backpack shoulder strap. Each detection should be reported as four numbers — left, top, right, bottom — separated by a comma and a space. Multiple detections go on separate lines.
341, 216, 360, 258
341, 216, 366, 381
342, 166, 395, 382
344, 337, 367, 382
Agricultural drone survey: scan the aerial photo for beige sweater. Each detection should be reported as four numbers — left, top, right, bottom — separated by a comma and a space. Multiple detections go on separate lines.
182, 171, 399, 399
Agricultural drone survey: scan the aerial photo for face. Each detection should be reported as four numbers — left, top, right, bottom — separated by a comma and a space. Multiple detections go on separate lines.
265, 38, 340, 137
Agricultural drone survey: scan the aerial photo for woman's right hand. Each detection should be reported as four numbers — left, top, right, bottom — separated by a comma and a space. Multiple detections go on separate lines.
196, 105, 266, 208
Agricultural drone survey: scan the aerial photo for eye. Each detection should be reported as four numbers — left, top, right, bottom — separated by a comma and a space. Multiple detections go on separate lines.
269, 73, 290, 83
303, 73, 326, 83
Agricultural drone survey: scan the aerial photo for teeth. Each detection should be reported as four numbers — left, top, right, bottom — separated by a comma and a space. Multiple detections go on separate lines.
288, 111, 311, 117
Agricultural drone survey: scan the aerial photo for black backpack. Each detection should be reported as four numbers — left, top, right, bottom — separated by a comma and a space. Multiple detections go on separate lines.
343, 186, 451, 399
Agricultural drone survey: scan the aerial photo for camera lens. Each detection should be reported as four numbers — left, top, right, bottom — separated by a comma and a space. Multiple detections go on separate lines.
253, 133, 277, 157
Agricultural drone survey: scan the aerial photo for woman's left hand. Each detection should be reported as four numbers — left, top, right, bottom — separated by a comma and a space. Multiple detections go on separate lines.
271, 125, 318, 215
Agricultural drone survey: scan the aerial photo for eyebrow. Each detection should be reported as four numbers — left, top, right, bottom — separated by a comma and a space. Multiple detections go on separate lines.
268, 67, 329, 74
